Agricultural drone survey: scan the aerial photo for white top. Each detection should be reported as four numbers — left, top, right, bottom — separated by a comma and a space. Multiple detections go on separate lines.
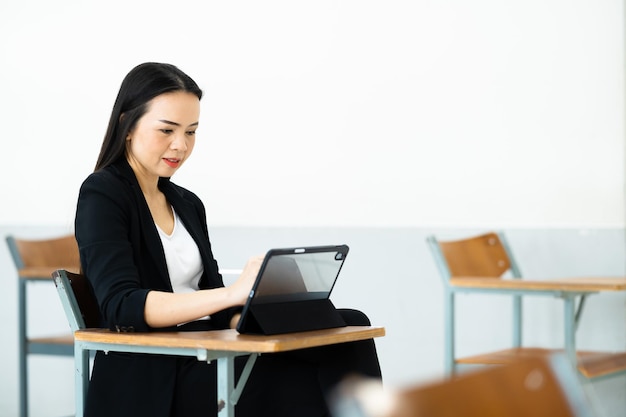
156, 208, 208, 321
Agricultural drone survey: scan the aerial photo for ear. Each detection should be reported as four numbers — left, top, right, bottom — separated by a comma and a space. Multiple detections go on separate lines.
119, 113, 132, 141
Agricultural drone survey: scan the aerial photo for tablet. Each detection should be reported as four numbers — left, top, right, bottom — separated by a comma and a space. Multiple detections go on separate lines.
236, 245, 349, 335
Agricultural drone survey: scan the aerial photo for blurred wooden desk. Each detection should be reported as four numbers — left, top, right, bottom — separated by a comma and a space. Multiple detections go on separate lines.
450, 276, 626, 292
73, 326, 385, 417
448, 276, 626, 378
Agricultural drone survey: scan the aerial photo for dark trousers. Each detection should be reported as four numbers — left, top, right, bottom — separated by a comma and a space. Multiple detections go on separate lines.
236, 309, 382, 417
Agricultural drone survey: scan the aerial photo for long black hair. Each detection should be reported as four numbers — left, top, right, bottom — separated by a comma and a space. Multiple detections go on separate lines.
94, 63, 203, 171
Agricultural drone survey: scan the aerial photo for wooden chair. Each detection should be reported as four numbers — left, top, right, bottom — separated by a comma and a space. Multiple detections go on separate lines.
333, 354, 595, 417
426, 231, 626, 380
5, 234, 81, 417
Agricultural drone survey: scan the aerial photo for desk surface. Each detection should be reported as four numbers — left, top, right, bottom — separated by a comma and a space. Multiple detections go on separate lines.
450, 277, 626, 292
75, 326, 385, 353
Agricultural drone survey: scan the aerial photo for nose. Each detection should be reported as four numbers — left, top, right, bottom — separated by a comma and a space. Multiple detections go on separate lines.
170, 133, 188, 152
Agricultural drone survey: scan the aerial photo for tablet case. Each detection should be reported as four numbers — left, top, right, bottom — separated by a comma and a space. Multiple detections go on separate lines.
236, 245, 349, 335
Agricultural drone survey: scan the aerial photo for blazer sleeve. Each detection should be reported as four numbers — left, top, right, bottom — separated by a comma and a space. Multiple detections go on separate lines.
75, 170, 152, 332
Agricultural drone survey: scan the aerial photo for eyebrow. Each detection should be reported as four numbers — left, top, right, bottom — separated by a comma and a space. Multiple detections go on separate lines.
158, 119, 199, 127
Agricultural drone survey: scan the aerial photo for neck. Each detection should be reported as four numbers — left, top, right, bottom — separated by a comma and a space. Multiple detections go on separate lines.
126, 157, 160, 198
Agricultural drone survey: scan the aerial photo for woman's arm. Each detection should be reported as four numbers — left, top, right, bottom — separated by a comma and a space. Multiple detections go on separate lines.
144, 255, 263, 328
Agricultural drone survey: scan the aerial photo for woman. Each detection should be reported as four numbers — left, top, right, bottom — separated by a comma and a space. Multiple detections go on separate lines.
75, 62, 381, 417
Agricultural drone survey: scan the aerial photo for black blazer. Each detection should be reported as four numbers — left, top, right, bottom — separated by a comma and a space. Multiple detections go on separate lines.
75, 158, 233, 331
75, 159, 238, 416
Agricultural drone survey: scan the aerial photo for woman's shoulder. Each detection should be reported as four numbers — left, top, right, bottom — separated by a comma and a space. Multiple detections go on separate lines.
81, 166, 117, 185
82, 160, 135, 187
79, 162, 137, 202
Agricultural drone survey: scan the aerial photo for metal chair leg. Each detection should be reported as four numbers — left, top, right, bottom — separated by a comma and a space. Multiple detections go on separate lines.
18, 279, 28, 417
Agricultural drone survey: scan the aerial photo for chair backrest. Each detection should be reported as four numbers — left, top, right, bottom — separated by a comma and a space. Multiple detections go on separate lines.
426, 231, 521, 281
6, 234, 80, 272
52, 270, 101, 332
334, 355, 594, 417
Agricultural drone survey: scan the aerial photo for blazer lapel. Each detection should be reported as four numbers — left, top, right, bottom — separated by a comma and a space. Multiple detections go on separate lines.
160, 179, 222, 288
114, 161, 171, 289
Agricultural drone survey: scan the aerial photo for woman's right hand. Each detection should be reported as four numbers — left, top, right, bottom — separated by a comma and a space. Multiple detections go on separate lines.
229, 255, 264, 305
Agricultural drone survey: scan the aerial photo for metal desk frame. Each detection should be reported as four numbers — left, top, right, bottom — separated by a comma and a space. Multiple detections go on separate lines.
73, 337, 258, 417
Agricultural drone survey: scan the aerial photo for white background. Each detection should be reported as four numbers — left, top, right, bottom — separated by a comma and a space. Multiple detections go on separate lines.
0, 0, 623, 229
0, 1, 625, 416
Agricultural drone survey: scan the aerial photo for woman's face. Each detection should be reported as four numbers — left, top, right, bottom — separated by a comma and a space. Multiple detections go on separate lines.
126, 91, 200, 183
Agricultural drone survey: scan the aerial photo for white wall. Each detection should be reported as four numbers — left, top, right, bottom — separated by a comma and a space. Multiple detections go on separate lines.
1, 1, 625, 417
0, 0, 623, 228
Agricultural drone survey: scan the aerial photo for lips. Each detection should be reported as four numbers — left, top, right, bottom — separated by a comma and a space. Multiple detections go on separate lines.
163, 158, 181, 168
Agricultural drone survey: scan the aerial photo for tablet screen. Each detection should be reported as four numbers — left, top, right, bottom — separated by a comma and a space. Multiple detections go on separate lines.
251, 245, 349, 304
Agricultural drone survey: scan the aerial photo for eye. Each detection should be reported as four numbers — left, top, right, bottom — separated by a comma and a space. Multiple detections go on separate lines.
186, 130, 197, 137
160, 129, 173, 134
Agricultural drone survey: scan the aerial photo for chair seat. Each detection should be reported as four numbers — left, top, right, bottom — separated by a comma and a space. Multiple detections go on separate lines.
456, 347, 626, 379
577, 351, 626, 379
28, 334, 74, 345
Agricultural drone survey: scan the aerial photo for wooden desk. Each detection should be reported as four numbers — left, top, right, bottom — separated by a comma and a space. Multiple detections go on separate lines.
447, 276, 626, 379
450, 277, 626, 292
73, 326, 385, 417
